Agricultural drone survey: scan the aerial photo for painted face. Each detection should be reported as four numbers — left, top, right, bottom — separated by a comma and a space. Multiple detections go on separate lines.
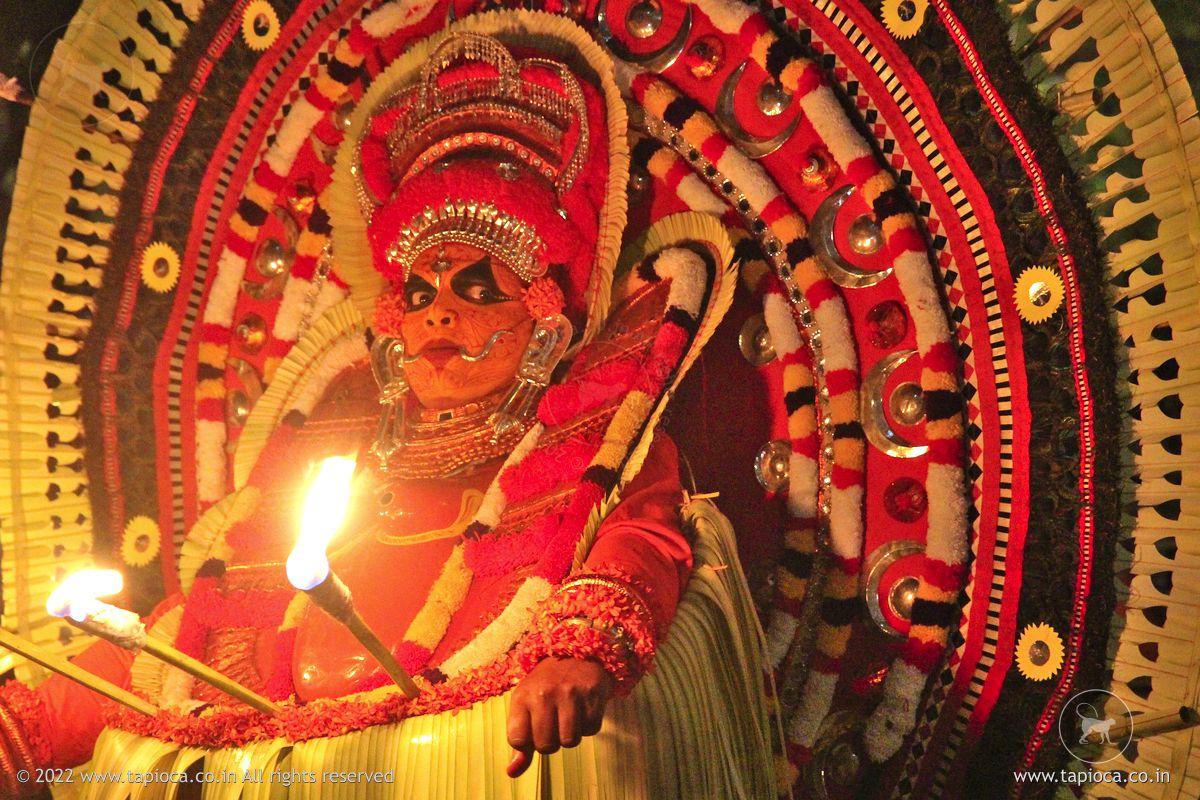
399, 242, 533, 410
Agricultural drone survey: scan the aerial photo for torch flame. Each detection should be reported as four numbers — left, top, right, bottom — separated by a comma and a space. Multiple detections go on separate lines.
286, 456, 357, 591
46, 569, 124, 623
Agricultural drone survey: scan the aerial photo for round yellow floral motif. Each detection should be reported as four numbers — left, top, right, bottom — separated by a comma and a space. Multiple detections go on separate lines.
1014, 265, 1066, 325
121, 515, 162, 568
242, 1, 281, 52
1015, 622, 1065, 681
140, 241, 180, 293
882, 0, 929, 40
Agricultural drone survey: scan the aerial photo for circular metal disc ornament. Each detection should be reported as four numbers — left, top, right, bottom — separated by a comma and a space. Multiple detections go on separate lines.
803, 711, 867, 800
255, 238, 291, 277
1014, 265, 1065, 324
863, 350, 929, 458
754, 440, 791, 492
738, 313, 776, 366
626, 0, 663, 39
848, 214, 883, 255
234, 313, 266, 354
756, 80, 792, 117
810, 185, 894, 287
888, 576, 921, 621
226, 390, 251, 427
889, 381, 925, 426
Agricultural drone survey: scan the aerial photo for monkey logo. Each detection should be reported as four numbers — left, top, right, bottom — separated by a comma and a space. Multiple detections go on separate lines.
1059, 690, 1134, 765
1076, 703, 1117, 745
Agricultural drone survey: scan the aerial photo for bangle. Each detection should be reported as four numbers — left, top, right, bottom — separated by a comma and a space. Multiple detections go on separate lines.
516, 572, 660, 693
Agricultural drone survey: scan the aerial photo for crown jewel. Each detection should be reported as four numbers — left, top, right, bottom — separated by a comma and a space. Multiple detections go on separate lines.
385, 199, 547, 282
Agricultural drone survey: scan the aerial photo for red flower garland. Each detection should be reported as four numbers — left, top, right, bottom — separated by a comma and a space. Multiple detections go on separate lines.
521, 277, 565, 319
0, 681, 52, 767
372, 292, 407, 337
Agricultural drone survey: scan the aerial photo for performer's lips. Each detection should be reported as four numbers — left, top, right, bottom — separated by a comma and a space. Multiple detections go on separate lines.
418, 339, 460, 367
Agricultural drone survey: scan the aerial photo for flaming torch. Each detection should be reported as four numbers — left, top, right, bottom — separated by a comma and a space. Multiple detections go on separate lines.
286, 457, 420, 698
47, 569, 280, 715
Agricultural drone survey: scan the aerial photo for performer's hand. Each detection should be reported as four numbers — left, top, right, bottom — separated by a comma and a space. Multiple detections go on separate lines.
506, 656, 614, 778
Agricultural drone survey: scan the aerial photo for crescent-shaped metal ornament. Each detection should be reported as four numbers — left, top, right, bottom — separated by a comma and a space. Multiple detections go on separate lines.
810, 185, 894, 288
863, 539, 925, 638
715, 62, 803, 159
862, 349, 929, 459
596, 0, 692, 73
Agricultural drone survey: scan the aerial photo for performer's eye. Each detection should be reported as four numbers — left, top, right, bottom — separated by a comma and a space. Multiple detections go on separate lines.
404, 275, 437, 311
452, 257, 516, 305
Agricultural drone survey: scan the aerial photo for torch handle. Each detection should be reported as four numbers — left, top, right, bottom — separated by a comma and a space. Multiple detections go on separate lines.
0, 628, 157, 716
304, 573, 421, 698
345, 609, 421, 699
141, 639, 281, 715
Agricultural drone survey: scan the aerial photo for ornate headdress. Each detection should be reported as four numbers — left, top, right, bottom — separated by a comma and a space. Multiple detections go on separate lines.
329, 13, 630, 344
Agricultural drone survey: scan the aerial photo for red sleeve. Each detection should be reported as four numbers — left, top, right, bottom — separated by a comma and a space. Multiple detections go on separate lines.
584, 432, 691, 634
32, 639, 136, 768
0, 593, 183, 774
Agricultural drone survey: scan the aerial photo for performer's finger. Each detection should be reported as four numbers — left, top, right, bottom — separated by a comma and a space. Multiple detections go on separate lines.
507, 748, 532, 779
506, 703, 534, 779
580, 685, 607, 737
531, 701, 561, 754
558, 691, 583, 748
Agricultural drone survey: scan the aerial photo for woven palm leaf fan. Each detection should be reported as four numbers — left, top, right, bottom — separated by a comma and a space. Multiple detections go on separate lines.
0, 0, 1198, 798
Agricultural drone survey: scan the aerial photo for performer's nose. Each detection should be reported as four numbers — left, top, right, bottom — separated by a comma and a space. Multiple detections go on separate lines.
425, 307, 458, 328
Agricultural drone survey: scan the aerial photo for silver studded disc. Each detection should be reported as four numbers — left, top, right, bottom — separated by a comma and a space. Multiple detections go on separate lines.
738, 313, 776, 366
887, 575, 920, 621
626, 0, 662, 39
754, 440, 791, 492
756, 80, 791, 117
889, 381, 925, 426
847, 214, 883, 255
255, 238, 291, 277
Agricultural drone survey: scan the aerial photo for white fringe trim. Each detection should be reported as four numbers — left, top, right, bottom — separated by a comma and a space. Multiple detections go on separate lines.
765, 609, 799, 669
288, 337, 369, 417
362, 0, 438, 38
477, 423, 543, 528
202, 251, 246, 326
656, 247, 707, 314
925, 463, 969, 566
800, 87, 874, 167
787, 453, 818, 518
893, 249, 950, 354
195, 419, 227, 502
714, 149, 776, 212
763, 291, 803, 356
439, 577, 552, 677
811, 300, 856, 372
788, 669, 839, 748
265, 100, 323, 176
828, 484, 864, 561
272, 276, 311, 340
676, 173, 726, 216
690, 0, 755, 34
865, 661, 925, 762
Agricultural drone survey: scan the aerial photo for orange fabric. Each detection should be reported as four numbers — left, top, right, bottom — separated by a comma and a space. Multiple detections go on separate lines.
28, 593, 181, 768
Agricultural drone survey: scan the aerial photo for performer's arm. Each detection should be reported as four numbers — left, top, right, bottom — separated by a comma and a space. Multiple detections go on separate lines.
507, 433, 690, 776
0, 595, 182, 794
